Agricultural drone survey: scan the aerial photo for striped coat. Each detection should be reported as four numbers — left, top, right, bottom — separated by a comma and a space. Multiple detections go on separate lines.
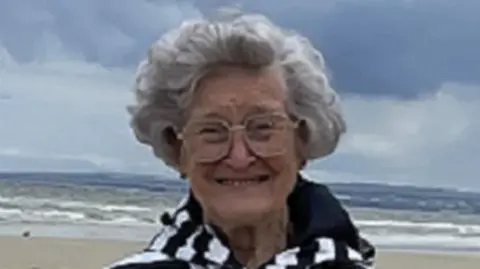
106, 176, 375, 269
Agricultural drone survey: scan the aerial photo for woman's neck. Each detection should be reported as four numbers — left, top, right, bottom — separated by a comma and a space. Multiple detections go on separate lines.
207, 208, 290, 268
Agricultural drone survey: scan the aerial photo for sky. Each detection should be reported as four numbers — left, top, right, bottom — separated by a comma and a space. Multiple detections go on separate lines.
1, 0, 479, 190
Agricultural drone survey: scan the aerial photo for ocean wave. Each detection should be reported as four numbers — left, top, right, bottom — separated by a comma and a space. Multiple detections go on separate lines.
3, 200, 480, 240
366, 234, 480, 251
356, 219, 480, 238
0, 206, 156, 225
2, 179, 480, 250
0, 195, 152, 212
0, 194, 161, 225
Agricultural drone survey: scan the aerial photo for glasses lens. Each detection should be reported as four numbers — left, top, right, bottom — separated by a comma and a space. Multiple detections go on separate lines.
182, 121, 230, 162
245, 115, 291, 157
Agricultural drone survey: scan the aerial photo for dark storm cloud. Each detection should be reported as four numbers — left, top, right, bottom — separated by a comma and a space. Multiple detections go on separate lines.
1, 0, 478, 98
312, 0, 480, 98
192, 0, 480, 98
0, 0, 200, 66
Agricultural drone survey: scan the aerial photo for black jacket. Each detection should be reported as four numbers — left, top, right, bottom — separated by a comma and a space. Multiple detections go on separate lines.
106, 174, 375, 269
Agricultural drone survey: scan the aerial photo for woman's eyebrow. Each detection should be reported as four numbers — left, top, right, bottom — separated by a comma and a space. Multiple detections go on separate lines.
246, 105, 280, 115
191, 105, 280, 122
192, 111, 226, 120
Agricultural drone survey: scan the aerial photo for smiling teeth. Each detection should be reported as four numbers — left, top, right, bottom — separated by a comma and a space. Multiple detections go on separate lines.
227, 179, 256, 186
216, 175, 270, 186
217, 178, 263, 186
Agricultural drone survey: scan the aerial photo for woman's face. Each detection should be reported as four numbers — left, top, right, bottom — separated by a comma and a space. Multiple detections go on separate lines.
178, 66, 301, 226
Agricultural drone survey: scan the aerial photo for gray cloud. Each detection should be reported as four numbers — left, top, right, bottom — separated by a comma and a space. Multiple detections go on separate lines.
192, 0, 480, 98
310, 83, 480, 190
3, 0, 478, 98
0, 0, 200, 66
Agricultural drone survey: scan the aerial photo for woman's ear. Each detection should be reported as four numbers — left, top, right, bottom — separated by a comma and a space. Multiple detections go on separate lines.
297, 119, 310, 144
163, 126, 184, 170
295, 119, 309, 170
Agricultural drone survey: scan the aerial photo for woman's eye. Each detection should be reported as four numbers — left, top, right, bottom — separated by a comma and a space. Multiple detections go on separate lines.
195, 124, 229, 143
253, 122, 274, 130
249, 118, 276, 131
198, 127, 223, 134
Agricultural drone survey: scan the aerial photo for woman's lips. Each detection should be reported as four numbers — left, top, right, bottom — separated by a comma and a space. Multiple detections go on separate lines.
214, 175, 270, 186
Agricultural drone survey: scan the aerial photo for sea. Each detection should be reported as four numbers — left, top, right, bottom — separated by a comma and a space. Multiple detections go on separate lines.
1, 172, 480, 253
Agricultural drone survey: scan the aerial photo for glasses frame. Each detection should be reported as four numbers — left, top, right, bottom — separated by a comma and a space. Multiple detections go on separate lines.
176, 113, 300, 163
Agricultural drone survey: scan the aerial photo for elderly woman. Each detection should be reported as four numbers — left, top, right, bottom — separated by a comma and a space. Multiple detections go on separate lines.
107, 12, 375, 269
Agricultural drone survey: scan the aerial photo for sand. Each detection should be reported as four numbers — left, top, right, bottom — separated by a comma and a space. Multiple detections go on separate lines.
0, 236, 478, 269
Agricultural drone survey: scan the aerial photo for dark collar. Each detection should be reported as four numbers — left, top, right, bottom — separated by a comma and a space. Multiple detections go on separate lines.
176, 173, 361, 250
287, 174, 361, 249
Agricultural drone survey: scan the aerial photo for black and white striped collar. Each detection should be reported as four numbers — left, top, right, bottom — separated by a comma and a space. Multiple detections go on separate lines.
108, 175, 375, 269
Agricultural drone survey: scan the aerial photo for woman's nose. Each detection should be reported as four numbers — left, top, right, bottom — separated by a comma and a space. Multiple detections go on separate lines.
223, 133, 255, 170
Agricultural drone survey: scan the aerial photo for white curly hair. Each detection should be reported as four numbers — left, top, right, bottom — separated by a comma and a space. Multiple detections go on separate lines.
128, 11, 346, 169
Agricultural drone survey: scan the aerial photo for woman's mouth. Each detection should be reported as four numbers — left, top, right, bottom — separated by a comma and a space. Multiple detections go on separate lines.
214, 175, 270, 186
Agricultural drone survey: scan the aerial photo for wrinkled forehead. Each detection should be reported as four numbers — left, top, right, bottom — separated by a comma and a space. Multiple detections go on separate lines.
188, 65, 288, 121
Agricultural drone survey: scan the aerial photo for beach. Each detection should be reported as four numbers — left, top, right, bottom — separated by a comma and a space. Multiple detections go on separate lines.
1, 175, 480, 268
0, 236, 142, 269
0, 236, 479, 269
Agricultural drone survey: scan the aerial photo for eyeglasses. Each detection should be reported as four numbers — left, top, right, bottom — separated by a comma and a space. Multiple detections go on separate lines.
177, 113, 299, 163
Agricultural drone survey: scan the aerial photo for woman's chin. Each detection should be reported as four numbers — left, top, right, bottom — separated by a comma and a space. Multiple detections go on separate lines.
209, 199, 277, 225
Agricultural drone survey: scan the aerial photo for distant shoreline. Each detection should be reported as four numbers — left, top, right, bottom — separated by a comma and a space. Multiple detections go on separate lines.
2, 170, 480, 194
